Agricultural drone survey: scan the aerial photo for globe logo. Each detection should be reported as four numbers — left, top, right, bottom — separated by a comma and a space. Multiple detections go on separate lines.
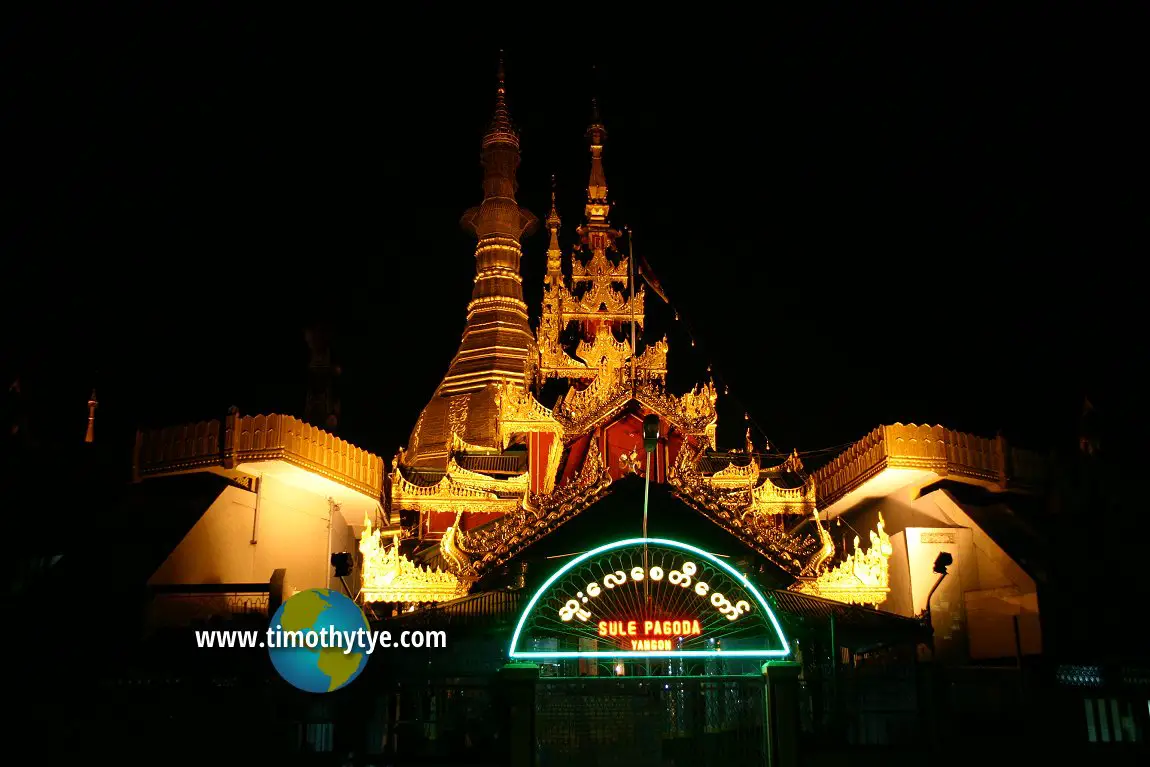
268, 588, 371, 693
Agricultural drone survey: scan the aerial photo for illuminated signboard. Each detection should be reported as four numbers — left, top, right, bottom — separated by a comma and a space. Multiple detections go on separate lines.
509, 538, 790, 659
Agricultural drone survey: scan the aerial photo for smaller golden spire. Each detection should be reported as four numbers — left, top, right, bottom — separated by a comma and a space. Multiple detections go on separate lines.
547, 175, 561, 231
84, 389, 97, 443
585, 98, 608, 206
545, 175, 562, 279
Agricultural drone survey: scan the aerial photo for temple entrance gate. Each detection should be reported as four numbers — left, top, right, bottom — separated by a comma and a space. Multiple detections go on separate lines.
502, 537, 802, 766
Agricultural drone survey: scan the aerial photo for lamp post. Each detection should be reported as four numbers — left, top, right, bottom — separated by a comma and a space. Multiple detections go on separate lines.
923, 551, 954, 629
642, 414, 660, 610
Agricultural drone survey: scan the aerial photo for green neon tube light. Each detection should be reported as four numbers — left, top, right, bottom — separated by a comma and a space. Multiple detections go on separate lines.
508, 537, 790, 659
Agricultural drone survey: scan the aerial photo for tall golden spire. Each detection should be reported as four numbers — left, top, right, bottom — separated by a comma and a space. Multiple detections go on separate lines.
403, 52, 540, 467
445, 51, 539, 397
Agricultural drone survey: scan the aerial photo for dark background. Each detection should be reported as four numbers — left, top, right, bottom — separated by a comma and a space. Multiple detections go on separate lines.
2, 9, 1141, 469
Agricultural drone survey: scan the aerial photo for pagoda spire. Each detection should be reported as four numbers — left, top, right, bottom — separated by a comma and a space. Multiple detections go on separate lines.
484, 51, 517, 149
434, 52, 539, 400
545, 175, 562, 283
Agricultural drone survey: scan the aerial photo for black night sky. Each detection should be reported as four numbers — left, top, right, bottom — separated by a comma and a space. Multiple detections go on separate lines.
2, 10, 1142, 469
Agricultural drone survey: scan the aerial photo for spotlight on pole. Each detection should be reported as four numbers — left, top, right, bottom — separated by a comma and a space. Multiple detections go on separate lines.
331, 552, 354, 598
331, 552, 353, 577
643, 414, 660, 453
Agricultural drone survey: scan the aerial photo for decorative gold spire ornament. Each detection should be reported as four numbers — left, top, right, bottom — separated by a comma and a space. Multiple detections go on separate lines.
84, 389, 97, 443
790, 512, 893, 606
536, 100, 648, 381
360, 515, 468, 604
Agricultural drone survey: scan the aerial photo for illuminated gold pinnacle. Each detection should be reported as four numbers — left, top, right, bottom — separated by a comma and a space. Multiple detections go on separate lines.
442, 55, 539, 397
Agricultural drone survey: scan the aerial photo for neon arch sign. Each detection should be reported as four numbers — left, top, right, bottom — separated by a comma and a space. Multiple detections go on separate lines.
508, 538, 790, 659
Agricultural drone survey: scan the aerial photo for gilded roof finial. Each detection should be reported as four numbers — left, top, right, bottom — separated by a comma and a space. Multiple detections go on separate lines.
484, 50, 517, 148
585, 97, 608, 206
84, 389, 97, 443
545, 174, 563, 279
547, 174, 560, 230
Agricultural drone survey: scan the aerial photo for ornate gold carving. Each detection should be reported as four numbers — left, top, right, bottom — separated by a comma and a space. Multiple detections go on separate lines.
495, 383, 565, 448
706, 456, 761, 489
790, 513, 893, 607
749, 475, 818, 516
780, 448, 805, 475
451, 441, 611, 576
572, 247, 628, 284
553, 365, 629, 433
445, 456, 529, 494
537, 320, 587, 377
566, 268, 642, 323
575, 324, 631, 370
449, 431, 498, 456
667, 441, 818, 575
440, 513, 472, 574
634, 380, 718, 438
390, 469, 522, 514
803, 511, 836, 577
542, 432, 564, 495
448, 395, 471, 439
360, 515, 469, 603
634, 336, 668, 380
619, 447, 643, 476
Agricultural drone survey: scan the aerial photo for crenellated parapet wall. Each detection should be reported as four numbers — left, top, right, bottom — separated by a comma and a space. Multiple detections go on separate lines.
134, 411, 385, 499
813, 423, 1043, 509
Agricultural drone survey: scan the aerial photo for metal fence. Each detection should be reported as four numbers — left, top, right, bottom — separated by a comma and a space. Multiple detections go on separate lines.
535, 676, 768, 767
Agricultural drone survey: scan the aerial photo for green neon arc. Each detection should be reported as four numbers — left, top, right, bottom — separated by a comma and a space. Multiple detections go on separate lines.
508, 537, 790, 659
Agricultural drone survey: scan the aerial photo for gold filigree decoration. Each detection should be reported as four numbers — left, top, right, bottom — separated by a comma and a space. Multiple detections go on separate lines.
572, 248, 628, 283
790, 513, 893, 606
452, 441, 610, 577
440, 510, 472, 574
802, 511, 836, 577
449, 431, 498, 456
360, 515, 469, 603
538, 323, 587, 377
706, 456, 761, 489
494, 383, 565, 449
448, 395, 471, 439
445, 457, 529, 494
575, 324, 632, 369
667, 440, 818, 575
749, 475, 818, 516
619, 447, 643, 476
390, 469, 522, 514
553, 364, 626, 425
780, 448, 805, 474
634, 380, 718, 438
565, 275, 643, 325
542, 432, 564, 494
634, 336, 668, 380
